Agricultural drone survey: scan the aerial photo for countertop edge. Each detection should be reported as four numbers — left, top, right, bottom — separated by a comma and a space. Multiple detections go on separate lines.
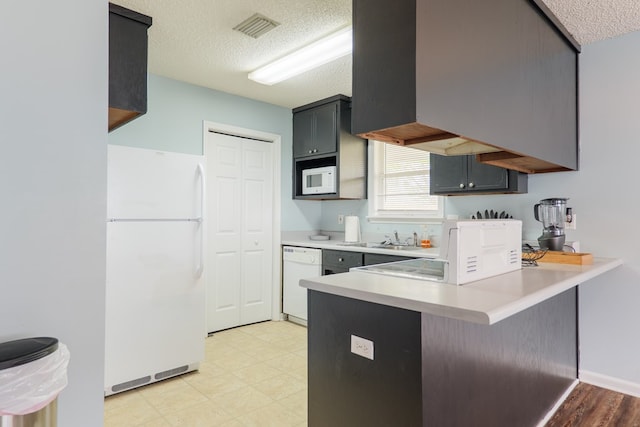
301, 278, 491, 324
485, 257, 624, 324
302, 257, 623, 325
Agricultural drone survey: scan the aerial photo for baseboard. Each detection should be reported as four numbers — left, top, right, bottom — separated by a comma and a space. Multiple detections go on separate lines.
285, 314, 308, 327
580, 370, 640, 397
536, 379, 579, 427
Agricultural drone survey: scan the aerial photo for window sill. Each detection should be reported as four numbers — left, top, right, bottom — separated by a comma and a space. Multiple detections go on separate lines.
366, 215, 445, 224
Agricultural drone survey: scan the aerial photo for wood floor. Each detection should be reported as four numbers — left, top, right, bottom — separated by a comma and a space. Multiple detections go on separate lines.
546, 383, 640, 427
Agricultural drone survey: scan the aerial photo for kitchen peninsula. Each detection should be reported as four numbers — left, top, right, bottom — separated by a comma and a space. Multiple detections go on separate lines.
301, 258, 622, 426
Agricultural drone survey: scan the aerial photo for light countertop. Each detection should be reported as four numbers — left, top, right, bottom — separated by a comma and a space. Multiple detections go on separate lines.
301, 257, 623, 325
281, 235, 440, 258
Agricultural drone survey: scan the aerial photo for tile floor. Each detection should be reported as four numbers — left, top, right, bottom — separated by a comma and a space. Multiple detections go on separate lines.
104, 321, 308, 426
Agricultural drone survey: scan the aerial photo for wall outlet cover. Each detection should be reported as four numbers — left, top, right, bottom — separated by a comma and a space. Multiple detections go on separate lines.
351, 334, 374, 360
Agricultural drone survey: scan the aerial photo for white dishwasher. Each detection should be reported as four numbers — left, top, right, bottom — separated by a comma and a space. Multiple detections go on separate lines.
283, 246, 322, 323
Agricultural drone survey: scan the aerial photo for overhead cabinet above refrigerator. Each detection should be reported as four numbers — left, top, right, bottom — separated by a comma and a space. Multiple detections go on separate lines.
108, 3, 152, 131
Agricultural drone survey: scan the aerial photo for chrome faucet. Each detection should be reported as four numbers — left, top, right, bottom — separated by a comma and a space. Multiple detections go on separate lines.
380, 231, 413, 247
381, 231, 403, 246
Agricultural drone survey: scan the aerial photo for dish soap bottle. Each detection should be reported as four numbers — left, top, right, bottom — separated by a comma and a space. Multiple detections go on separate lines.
420, 226, 431, 248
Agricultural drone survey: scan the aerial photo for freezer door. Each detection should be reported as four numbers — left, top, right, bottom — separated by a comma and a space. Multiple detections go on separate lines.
107, 145, 203, 219
105, 221, 205, 392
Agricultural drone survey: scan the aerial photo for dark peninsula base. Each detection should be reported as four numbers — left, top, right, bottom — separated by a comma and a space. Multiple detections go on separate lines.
307, 288, 577, 426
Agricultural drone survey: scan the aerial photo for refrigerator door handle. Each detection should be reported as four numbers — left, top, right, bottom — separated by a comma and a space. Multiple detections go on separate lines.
195, 163, 205, 278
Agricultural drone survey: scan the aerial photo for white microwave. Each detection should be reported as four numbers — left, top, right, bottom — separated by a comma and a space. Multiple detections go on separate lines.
302, 166, 336, 195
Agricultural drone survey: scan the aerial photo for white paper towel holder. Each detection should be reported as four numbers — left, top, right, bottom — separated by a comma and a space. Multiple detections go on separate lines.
344, 215, 361, 243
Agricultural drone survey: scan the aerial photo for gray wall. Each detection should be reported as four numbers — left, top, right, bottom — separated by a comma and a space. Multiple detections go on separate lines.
109, 73, 322, 231
0, 2, 107, 426
569, 31, 640, 383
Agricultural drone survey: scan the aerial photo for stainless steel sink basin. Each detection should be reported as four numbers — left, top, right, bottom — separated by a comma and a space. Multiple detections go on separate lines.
337, 242, 434, 252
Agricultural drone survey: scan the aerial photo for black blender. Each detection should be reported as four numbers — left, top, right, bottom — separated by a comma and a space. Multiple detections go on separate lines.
534, 198, 569, 251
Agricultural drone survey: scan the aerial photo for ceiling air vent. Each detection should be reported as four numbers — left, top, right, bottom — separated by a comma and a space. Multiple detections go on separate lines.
233, 13, 280, 39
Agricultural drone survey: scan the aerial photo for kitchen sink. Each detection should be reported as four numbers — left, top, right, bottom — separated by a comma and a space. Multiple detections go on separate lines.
369, 244, 417, 251
336, 242, 434, 252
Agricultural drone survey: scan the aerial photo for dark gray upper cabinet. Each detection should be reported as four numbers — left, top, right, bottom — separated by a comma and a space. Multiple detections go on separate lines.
109, 3, 152, 132
430, 154, 527, 195
293, 102, 338, 158
352, 0, 579, 174
293, 95, 367, 200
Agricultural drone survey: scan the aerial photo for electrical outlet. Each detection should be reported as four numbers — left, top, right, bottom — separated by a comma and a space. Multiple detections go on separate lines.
566, 213, 577, 230
338, 214, 344, 225
351, 335, 374, 360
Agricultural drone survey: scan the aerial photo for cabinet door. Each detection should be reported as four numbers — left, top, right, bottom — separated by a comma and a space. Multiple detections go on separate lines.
430, 154, 467, 194
467, 158, 509, 192
293, 103, 338, 158
322, 250, 363, 271
431, 154, 521, 195
322, 250, 363, 267
293, 109, 315, 158
313, 102, 338, 156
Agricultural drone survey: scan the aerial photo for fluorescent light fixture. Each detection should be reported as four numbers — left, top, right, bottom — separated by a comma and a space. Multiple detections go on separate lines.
248, 26, 353, 85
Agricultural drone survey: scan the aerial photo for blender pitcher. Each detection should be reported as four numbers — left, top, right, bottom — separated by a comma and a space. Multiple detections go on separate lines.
534, 198, 568, 251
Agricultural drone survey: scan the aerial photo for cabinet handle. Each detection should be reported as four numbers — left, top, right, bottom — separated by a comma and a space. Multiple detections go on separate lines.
313, 149, 318, 153
308, 150, 313, 154
338, 257, 344, 262
469, 182, 475, 188
459, 183, 465, 189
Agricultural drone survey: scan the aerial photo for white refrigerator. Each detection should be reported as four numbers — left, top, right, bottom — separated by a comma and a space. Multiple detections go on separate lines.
104, 145, 206, 395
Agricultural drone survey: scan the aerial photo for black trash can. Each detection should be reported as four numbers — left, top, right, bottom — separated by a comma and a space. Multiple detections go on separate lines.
0, 337, 67, 427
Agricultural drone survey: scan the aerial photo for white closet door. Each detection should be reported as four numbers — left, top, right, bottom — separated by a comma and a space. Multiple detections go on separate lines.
240, 141, 273, 324
206, 131, 273, 332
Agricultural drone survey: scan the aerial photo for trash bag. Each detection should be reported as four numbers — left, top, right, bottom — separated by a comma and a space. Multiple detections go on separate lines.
0, 343, 70, 416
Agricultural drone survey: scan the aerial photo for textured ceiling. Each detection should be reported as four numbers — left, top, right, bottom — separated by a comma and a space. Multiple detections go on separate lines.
113, 0, 640, 109
543, 0, 640, 45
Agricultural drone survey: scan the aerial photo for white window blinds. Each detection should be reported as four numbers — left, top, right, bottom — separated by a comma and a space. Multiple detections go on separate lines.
369, 141, 442, 220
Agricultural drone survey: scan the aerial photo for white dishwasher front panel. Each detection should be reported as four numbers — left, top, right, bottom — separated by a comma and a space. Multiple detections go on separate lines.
283, 246, 322, 322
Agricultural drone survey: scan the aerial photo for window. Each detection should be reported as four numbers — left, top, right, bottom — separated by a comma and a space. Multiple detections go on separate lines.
368, 140, 443, 222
